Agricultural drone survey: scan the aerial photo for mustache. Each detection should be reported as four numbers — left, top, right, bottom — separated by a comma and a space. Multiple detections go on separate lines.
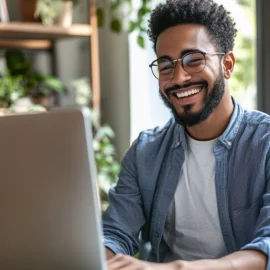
165, 81, 208, 97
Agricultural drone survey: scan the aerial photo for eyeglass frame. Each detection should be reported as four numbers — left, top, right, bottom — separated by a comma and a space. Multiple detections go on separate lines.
149, 50, 226, 81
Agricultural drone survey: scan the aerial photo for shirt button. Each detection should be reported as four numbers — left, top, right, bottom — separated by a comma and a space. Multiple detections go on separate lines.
227, 141, 232, 146
156, 232, 160, 238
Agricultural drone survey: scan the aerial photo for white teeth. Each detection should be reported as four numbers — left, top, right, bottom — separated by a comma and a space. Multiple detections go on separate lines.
176, 88, 201, 98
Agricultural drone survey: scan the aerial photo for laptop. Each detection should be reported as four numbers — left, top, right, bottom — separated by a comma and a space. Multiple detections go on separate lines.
0, 107, 107, 270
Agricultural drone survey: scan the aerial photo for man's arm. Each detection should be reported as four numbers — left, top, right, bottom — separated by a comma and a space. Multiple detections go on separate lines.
173, 250, 267, 270
102, 140, 146, 257
107, 250, 267, 270
106, 247, 115, 260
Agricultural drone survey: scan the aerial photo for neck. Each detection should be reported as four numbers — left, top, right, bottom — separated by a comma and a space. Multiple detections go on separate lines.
186, 93, 234, 141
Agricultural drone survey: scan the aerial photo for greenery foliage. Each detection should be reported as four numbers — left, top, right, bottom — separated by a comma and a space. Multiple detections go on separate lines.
0, 57, 119, 206
97, 0, 151, 48
35, 0, 82, 25
228, 0, 256, 108
0, 74, 24, 107
93, 124, 120, 187
35, 0, 151, 48
236, 0, 250, 6
71, 78, 120, 201
35, 0, 62, 25
4, 49, 64, 98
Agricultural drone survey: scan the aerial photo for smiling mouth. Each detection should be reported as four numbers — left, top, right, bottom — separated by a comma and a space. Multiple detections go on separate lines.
170, 87, 204, 99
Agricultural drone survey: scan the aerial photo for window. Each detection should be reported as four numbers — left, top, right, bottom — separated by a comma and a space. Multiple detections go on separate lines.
216, 0, 257, 109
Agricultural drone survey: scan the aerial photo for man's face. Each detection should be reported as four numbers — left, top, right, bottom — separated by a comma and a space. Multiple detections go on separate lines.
156, 24, 226, 127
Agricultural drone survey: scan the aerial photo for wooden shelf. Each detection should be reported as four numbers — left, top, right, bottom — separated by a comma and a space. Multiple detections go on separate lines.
0, 22, 92, 40
0, 40, 52, 50
0, 12, 100, 111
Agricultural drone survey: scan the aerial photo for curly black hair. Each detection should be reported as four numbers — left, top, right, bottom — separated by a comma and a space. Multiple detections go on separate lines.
147, 0, 237, 52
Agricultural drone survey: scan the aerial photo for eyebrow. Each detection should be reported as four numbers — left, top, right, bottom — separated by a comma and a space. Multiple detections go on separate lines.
180, 49, 203, 56
157, 48, 204, 61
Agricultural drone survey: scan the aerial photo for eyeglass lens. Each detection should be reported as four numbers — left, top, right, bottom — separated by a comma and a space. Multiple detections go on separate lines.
151, 52, 206, 81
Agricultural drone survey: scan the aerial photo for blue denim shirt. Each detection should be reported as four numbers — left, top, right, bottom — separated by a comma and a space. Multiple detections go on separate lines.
103, 99, 270, 268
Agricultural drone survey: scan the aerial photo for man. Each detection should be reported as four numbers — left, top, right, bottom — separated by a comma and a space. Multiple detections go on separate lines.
103, 0, 270, 269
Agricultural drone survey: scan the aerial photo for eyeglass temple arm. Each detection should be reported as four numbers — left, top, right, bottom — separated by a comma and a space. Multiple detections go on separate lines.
206, 53, 226, 55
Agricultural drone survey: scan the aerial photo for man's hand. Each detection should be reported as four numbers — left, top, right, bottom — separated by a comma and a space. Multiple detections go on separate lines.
107, 254, 183, 270
106, 250, 267, 270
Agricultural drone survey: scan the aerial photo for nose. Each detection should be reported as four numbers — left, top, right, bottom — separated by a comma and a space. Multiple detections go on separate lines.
171, 61, 192, 84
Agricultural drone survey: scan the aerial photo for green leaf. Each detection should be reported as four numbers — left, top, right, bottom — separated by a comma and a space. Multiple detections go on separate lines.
0, 75, 24, 107
129, 21, 137, 33
97, 8, 104, 27
142, 0, 151, 5
42, 76, 64, 91
137, 35, 145, 48
139, 26, 146, 32
236, 0, 250, 7
5, 49, 31, 76
138, 7, 151, 17
111, 18, 122, 33
96, 125, 115, 138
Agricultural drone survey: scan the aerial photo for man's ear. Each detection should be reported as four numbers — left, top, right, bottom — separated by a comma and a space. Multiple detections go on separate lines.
223, 51, 235, 79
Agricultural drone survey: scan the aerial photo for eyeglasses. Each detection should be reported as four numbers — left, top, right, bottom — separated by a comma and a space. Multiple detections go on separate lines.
149, 51, 225, 81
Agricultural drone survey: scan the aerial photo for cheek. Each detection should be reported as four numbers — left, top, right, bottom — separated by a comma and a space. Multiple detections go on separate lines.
196, 69, 217, 91
207, 63, 223, 83
159, 81, 171, 97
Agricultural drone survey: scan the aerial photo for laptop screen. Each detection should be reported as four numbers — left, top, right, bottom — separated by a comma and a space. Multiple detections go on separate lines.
0, 108, 107, 270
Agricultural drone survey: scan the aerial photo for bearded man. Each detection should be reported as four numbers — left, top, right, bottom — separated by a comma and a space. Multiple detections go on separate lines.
103, 0, 270, 269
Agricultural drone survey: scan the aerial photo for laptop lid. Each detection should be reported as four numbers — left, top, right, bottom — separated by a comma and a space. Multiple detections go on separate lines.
0, 108, 107, 270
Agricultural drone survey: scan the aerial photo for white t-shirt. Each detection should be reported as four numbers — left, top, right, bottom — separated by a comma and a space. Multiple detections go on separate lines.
163, 135, 228, 262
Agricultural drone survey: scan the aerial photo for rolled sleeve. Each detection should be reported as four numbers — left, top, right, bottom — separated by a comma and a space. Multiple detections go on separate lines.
103, 237, 129, 255
102, 139, 146, 256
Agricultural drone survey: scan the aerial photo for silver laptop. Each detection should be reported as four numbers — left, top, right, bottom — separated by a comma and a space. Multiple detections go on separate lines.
0, 108, 107, 270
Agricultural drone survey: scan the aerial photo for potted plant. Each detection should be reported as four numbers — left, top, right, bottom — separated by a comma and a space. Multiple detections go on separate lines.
19, 0, 82, 26
19, 0, 40, 22
20, 0, 151, 47
4, 49, 65, 109
29, 75, 64, 109
34, 0, 83, 26
0, 73, 24, 109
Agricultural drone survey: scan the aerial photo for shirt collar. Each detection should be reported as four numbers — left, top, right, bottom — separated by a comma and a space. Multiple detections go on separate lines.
218, 97, 244, 149
173, 97, 244, 149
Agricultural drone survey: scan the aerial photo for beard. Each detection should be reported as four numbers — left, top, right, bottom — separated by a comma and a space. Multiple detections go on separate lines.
159, 68, 225, 127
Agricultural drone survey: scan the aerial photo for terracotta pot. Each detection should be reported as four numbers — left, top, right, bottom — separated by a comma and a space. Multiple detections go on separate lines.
54, 1, 73, 27
19, 0, 40, 22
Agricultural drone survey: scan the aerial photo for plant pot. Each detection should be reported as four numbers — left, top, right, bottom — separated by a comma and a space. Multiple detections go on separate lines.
31, 95, 56, 109
0, 108, 12, 116
19, 0, 40, 23
54, 1, 73, 27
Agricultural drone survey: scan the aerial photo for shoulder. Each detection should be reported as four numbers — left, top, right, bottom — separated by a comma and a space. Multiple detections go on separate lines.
118, 118, 178, 181
122, 118, 179, 163
241, 109, 270, 137
242, 109, 270, 125
134, 118, 177, 149
236, 109, 270, 156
